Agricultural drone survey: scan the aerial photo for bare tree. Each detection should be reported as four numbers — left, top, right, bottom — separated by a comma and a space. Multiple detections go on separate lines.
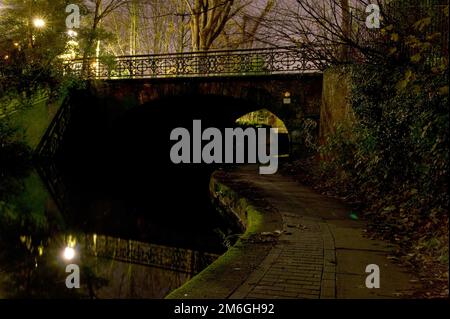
84, 0, 275, 55
339, 0, 350, 61
184, 0, 250, 51
238, 0, 275, 49
254, 0, 391, 66
102, 0, 191, 55
82, 0, 128, 59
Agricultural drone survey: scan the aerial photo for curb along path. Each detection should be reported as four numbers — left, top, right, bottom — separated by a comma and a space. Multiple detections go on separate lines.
168, 166, 420, 299
228, 166, 419, 299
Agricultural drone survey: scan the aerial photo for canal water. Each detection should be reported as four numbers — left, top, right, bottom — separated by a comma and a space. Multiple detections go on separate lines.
0, 159, 240, 299
0, 94, 290, 299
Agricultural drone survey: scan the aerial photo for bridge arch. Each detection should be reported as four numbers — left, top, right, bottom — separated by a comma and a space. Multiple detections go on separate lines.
235, 109, 289, 133
61, 74, 322, 171
91, 74, 322, 129
104, 94, 290, 207
114, 93, 292, 137
105, 94, 292, 188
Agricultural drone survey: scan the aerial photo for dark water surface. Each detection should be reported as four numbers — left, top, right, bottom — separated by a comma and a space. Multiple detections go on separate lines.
0, 95, 289, 298
0, 159, 238, 299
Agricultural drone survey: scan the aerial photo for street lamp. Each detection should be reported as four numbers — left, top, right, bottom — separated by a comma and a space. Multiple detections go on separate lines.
33, 17, 46, 29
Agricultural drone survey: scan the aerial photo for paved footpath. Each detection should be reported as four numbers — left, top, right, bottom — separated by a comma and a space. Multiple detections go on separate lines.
226, 166, 420, 299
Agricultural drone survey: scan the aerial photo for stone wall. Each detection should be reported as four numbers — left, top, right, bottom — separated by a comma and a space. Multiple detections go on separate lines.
88, 74, 322, 138
320, 67, 354, 142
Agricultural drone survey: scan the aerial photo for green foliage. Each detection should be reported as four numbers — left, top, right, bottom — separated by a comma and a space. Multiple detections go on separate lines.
0, 170, 50, 247
236, 109, 288, 133
77, 27, 114, 56
320, 58, 448, 227
0, 117, 32, 187
316, 4, 449, 285
289, 117, 319, 158
0, 1, 82, 95
297, 118, 319, 154
0, 0, 85, 169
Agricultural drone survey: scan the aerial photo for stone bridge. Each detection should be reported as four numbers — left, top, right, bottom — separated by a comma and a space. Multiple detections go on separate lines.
38, 47, 325, 160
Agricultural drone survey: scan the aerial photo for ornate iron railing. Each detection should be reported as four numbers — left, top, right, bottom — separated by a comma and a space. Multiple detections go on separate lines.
65, 47, 323, 80
35, 97, 74, 218
83, 234, 219, 275
35, 96, 72, 160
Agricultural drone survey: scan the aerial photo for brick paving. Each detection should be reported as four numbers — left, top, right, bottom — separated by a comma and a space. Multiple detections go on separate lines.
228, 167, 419, 299
168, 166, 420, 299
230, 171, 335, 299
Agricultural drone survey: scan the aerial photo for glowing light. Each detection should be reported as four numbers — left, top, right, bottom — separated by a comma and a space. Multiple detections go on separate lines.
38, 245, 44, 256
284, 91, 291, 98
4, 55, 9, 60
14, 42, 19, 47
67, 40, 79, 47
63, 247, 76, 260
67, 30, 78, 37
33, 18, 46, 28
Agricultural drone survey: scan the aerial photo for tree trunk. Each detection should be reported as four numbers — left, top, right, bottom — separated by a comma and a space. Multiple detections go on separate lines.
340, 0, 351, 62
82, 0, 102, 75
187, 0, 237, 51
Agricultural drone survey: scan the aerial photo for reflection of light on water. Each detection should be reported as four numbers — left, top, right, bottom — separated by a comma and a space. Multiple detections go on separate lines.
66, 235, 77, 248
63, 247, 76, 261
63, 235, 78, 261
38, 245, 44, 256
92, 234, 97, 256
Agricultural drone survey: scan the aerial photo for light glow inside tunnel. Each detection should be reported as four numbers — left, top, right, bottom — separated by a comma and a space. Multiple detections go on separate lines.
235, 109, 289, 134
236, 109, 290, 157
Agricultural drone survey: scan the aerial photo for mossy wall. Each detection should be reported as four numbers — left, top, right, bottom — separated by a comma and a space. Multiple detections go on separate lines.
11, 97, 63, 151
320, 67, 354, 141
166, 174, 266, 299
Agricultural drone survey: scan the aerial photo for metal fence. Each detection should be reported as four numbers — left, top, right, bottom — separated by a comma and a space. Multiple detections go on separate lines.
64, 47, 324, 80
83, 234, 219, 274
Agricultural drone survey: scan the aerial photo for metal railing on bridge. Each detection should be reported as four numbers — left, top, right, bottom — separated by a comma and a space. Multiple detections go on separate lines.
64, 47, 324, 80
83, 234, 219, 275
